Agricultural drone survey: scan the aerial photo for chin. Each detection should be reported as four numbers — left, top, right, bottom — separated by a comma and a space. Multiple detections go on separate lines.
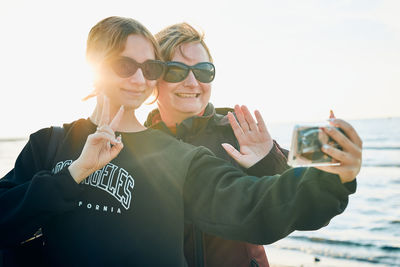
178, 110, 202, 117
125, 103, 144, 111
178, 107, 197, 113
178, 104, 202, 113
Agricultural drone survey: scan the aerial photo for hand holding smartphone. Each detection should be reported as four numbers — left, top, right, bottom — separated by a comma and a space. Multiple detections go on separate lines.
287, 125, 342, 167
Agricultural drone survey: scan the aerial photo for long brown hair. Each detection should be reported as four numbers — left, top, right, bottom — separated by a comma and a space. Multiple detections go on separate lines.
86, 16, 163, 68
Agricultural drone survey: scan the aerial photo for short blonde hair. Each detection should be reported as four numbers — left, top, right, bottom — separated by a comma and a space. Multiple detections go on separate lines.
155, 22, 213, 62
86, 16, 163, 68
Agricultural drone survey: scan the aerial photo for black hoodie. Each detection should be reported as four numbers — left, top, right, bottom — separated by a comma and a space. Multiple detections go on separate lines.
0, 118, 356, 266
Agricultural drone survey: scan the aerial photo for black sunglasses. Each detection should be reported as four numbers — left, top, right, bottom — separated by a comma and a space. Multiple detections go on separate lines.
163, 61, 215, 83
110, 56, 165, 80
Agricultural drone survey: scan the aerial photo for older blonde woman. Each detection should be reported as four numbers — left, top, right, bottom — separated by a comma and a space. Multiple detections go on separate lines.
146, 22, 362, 267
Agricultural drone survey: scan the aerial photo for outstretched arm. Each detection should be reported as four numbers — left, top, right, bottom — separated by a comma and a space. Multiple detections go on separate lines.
185, 118, 361, 244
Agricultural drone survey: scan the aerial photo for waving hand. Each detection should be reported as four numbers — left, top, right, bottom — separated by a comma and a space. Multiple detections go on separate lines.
222, 105, 273, 168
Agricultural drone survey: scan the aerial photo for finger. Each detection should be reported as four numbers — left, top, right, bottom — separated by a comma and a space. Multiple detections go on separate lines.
329, 110, 336, 119
227, 112, 245, 138
96, 125, 116, 137
314, 165, 340, 176
90, 131, 119, 145
234, 105, 250, 132
99, 95, 110, 126
110, 136, 124, 159
221, 143, 243, 162
92, 94, 103, 123
240, 105, 258, 132
330, 119, 363, 149
98, 132, 120, 146
110, 143, 124, 159
116, 134, 122, 143
254, 110, 269, 134
96, 94, 104, 125
110, 105, 124, 131
322, 126, 360, 155
321, 143, 349, 162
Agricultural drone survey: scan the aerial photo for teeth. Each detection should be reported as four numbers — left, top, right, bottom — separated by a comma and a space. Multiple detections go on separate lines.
176, 93, 198, 98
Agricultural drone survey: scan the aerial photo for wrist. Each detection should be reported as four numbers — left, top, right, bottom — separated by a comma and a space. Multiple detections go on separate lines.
265, 141, 274, 156
339, 176, 356, 184
68, 160, 92, 184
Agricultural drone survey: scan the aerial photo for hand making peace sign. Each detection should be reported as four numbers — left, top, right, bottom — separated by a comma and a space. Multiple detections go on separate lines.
68, 95, 125, 183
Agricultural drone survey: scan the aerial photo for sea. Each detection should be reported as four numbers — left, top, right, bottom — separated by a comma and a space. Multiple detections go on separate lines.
264, 117, 400, 266
0, 117, 399, 266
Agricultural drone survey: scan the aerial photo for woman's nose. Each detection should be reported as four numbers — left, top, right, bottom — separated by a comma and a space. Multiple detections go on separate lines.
183, 71, 199, 87
129, 68, 146, 84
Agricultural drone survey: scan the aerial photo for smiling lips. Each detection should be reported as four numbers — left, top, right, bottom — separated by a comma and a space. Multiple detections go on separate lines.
120, 88, 145, 97
175, 93, 200, 98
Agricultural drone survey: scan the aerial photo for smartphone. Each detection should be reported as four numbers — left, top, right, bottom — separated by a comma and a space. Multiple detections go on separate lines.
287, 125, 342, 167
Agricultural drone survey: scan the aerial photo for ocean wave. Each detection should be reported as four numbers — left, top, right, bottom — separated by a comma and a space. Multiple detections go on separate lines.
381, 245, 400, 251
371, 226, 386, 231
290, 236, 373, 248
278, 244, 397, 265
283, 236, 400, 265
289, 236, 400, 252
362, 163, 400, 167
363, 146, 400, 150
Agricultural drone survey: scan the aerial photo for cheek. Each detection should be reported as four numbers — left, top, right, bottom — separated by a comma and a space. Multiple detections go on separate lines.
96, 73, 119, 90
158, 82, 177, 99
202, 84, 212, 99
95, 81, 111, 95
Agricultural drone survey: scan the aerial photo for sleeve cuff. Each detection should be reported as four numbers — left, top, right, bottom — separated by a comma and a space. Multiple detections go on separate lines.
343, 179, 357, 194
246, 141, 290, 176
54, 167, 84, 200
316, 169, 357, 196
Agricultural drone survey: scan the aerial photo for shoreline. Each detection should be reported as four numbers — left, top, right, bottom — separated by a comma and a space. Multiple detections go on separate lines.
264, 245, 389, 267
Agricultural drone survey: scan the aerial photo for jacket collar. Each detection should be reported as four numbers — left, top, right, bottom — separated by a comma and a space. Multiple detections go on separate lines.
144, 103, 233, 137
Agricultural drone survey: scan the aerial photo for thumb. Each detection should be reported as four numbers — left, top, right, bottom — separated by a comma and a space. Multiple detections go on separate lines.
110, 136, 124, 159
329, 110, 336, 119
221, 143, 243, 162
328, 110, 337, 126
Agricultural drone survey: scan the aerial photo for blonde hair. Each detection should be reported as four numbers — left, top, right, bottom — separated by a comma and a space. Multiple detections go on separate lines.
155, 22, 213, 62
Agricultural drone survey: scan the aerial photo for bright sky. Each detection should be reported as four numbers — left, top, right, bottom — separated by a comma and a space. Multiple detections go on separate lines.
1, 0, 399, 138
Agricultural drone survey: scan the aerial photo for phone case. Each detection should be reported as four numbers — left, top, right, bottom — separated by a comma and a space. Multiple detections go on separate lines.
287, 125, 341, 167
